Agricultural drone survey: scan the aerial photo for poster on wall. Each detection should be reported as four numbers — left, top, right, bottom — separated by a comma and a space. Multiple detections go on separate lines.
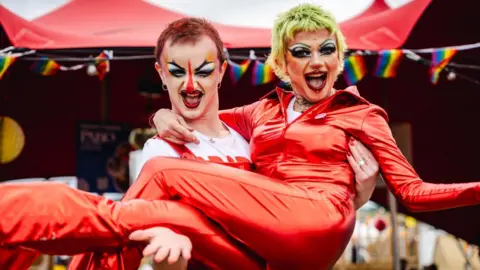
76, 122, 131, 193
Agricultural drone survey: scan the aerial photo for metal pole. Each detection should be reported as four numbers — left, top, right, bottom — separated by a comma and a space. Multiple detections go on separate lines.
389, 191, 401, 270
379, 79, 401, 270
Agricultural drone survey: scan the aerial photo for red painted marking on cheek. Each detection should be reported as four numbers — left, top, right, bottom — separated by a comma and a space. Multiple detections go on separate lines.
186, 60, 195, 93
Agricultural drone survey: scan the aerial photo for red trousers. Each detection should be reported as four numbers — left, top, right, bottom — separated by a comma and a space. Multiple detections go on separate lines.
121, 157, 356, 269
0, 157, 355, 269
0, 183, 263, 270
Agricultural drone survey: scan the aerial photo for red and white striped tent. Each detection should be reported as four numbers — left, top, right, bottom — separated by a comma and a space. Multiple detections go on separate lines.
1, 0, 431, 50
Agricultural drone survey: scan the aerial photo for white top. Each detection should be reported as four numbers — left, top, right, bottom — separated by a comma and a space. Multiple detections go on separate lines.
287, 97, 302, 123
129, 124, 251, 183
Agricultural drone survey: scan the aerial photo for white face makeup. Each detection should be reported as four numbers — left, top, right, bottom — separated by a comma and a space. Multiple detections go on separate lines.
285, 29, 340, 103
156, 36, 226, 120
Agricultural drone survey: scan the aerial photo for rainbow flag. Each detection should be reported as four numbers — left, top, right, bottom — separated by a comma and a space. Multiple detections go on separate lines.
95, 52, 110, 80
343, 55, 367, 85
374, 50, 403, 78
0, 56, 17, 79
430, 48, 456, 84
31, 57, 60, 76
229, 60, 250, 84
252, 60, 275, 86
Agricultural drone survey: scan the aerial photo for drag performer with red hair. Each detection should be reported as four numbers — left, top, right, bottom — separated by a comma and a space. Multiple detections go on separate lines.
0, 15, 380, 270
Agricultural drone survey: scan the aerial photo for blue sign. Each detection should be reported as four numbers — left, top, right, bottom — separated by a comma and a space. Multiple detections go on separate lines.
76, 122, 131, 193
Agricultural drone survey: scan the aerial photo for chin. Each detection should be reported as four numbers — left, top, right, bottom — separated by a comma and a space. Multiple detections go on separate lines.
303, 86, 332, 103
178, 107, 204, 121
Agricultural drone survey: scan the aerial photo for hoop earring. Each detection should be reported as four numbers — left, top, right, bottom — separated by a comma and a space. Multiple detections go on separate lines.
217, 83, 221, 89
162, 84, 168, 91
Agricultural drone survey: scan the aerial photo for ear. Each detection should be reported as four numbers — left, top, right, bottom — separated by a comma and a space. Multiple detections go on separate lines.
155, 62, 167, 82
218, 60, 228, 80
275, 59, 288, 76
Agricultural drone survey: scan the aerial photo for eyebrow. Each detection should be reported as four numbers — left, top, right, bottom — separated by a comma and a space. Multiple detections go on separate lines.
195, 60, 214, 72
167, 60, 214, 71
289, 43, 311, 49
167, 61, 184, 69
320, 39, 336, 47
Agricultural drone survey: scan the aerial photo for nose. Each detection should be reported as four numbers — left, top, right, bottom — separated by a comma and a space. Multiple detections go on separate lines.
185, 74, 195, 93
309, 51, 324, 69
185, 60, 195, 93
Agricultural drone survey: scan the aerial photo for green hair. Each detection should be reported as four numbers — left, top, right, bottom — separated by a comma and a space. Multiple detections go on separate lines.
266, 3, 346, 82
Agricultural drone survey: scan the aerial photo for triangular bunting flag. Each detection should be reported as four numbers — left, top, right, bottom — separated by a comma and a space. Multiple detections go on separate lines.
430, 48, 457, 84
228, 60, 250, 85
252, 60, 276, 86
95, 52, 111, 80
31, 57, 61, 76
0, 55, 17, 79
374, 50, 403, 78
343, 55, 367, 85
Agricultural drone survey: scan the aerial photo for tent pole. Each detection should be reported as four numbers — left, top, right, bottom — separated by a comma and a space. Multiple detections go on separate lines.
379, 79, 401, 270
388, 191, 401, 270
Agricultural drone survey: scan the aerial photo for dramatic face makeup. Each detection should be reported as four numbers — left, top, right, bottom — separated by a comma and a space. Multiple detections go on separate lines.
156, 36, 226, 120
284, 29, 340, 103
166, 59, 216, 108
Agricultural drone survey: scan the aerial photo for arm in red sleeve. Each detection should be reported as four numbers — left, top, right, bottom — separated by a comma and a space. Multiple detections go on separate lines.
0, 182, 199, 255
356, 107, 480, 212
219, 101, 261, 141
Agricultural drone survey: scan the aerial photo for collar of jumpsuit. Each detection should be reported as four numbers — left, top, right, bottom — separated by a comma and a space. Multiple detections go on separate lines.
259, 85, 383, 123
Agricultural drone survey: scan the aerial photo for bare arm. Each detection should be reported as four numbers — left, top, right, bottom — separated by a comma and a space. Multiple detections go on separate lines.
151, 102, 262, 144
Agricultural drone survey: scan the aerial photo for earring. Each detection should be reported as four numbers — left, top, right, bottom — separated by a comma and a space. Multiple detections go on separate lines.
217, 83, 222, 89
162, 84, 168, 91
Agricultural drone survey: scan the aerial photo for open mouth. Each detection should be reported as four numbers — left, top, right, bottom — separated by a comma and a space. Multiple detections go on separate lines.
305, 72, 327, 91
180, 90, 204, 109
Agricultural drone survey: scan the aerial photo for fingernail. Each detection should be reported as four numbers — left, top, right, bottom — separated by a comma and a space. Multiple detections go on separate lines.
346, 152, 351, 156
349, 140, 355, 146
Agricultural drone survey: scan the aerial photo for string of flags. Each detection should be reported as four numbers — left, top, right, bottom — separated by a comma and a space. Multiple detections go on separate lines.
342, 47, 463, 85
0, 43, 479, 86
0, 50, 113, 81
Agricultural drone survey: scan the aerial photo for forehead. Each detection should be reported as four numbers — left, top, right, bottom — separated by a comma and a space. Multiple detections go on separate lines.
289, 29, 335, 46
162, 35, 218, 64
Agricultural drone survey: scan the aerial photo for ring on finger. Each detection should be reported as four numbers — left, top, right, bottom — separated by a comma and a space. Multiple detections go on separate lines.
358, 159, 366, 166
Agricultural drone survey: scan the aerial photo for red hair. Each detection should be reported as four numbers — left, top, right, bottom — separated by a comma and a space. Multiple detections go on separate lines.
155, 18, 226, 63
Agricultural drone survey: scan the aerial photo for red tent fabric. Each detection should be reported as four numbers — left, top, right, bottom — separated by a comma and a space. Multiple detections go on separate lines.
0, 0, 431, 50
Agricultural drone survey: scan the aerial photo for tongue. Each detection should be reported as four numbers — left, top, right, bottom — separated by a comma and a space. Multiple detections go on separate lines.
307, 78, 324, 88
185, 96, 200, 105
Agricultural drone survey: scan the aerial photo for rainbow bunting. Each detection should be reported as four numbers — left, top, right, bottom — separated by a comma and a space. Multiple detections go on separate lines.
229, 60, 250, 84
95, 52, 110, 80
31, 57, 60, 76
374, 50, 403, 78
430, 48, 457, 84
343, 55, 367, 85
0, 56, 17, 79
252, 60, 275, 86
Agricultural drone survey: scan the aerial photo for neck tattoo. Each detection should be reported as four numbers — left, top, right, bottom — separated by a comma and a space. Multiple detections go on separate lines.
293, 89, 336, 113
293, 97, 316, 113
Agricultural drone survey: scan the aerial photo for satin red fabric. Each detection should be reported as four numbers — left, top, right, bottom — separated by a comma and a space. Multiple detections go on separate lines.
1, 87, 479, 270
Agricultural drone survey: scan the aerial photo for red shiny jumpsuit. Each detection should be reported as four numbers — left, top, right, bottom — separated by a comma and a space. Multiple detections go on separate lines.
0, 142, 264, 270
2, 87, 480, 270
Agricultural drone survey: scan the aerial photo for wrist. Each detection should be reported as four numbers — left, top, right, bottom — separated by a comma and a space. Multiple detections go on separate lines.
149, 109, 172, 128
